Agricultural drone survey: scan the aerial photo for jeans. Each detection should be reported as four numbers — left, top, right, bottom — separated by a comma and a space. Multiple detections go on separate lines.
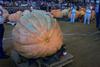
70, 13, 76, 23
84, 14, 91, 24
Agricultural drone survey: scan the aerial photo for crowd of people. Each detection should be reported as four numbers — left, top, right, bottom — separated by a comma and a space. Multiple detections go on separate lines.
68, 4, 93, 24
26, 1, 98, 25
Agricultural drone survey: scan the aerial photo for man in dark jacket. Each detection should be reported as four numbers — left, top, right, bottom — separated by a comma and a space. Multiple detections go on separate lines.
95, 2, 100, 30
0, 5, 8, 59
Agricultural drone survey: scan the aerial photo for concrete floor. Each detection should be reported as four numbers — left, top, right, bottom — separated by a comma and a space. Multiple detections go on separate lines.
0, 21, 100, 67
64, 32, 100, 67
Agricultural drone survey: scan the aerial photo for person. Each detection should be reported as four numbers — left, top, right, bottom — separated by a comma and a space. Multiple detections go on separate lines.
95, 2, 100, 30
84, 6, 91, 24
70, 5, 76, 23
30, 6, 33, 11
0, 6, 8, 59
40, 2, 47, 11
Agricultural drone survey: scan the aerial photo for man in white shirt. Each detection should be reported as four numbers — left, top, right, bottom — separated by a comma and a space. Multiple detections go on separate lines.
84, 6, 91, 24
70, 5, 76, 23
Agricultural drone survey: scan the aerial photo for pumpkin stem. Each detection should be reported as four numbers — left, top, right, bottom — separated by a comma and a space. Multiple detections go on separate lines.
45, 37, 49, 43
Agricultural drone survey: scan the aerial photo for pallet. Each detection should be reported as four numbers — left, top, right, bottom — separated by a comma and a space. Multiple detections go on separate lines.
36, 53, 73, 67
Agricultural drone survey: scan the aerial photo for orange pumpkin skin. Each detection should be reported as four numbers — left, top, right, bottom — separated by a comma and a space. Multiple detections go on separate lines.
51, 9, 63, 18
12, 11, 63, 58
8, 14, 18, 22
79, 10, 85, 16
16, 11, 22, 16
61, 8, 70, 17
8, 11, 22, 22
79, 7, 86, 12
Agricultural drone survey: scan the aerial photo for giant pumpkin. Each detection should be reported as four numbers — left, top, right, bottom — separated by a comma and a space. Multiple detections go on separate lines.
8, 11, 22, 22
51, 9, 63, 18
23, 10, 31, 16
16, 11, 22, 16
79, 7, 86, 12
12, 10, 63, 58
79, 10, 85, 16
61, 8, 70, 16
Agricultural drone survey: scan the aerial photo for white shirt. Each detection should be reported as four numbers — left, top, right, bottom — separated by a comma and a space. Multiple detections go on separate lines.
72, 8, 76, 14
86, 9, 91, 15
